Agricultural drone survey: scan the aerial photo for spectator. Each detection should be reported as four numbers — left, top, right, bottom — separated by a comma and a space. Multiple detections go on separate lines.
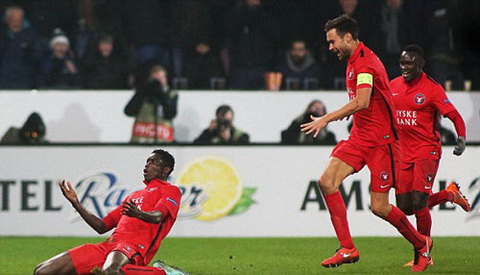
281, 100, 336, 145
1, 112, 48, 144
277, 40, 321, 90
124, 65, 178, 144
458, 0, 480, 90
0, 5, 44, 89
38, 31, 80, 89
81, 35, 129, 89
170, 0, 214, 77
224, 0, 280, 89
321, 0, 380, 89
423, 0, 463, 90
186, 42, 224, 89
194, 105, 250, 144
122, 0, 170, 67
375, 0, 409, 79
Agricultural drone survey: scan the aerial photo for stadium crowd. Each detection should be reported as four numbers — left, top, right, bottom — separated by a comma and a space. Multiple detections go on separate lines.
0, 0, 479, 91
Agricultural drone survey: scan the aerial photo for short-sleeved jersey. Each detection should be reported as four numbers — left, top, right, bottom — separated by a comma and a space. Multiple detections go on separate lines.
346, 42, 397, 146
391, 72, 457, 163
102, 179, 181, 265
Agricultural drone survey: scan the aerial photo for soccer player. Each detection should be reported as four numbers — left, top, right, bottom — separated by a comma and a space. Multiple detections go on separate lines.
34, 149, 182, 275
301, 14, 432, 272
391, 45, 470, 266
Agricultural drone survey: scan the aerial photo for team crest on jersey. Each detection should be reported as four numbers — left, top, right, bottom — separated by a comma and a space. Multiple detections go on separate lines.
414, 93, 426, 105
348, 68, 354, 79
426, 174, 434, 183
380, 171, 389, 181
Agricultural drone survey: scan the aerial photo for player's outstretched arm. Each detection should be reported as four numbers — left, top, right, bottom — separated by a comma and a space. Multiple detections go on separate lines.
444, 109, 466, 156
59, 180, 109, 234
301, 87, 371, 137
121, 199, 163, 224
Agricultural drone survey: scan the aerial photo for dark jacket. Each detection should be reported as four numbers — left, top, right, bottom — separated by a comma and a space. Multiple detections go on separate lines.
281, 114, 336, 145
186, 50, 223, 89
194, 127, 249, 145
39, 54, 80, 88
277, 51, 321, 90
81, 52, 129, 89
0, 22, 43, 89
225, 3, 280, 68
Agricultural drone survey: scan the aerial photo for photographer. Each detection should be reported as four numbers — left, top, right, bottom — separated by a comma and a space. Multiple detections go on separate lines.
124, 65, 178, 143
281, 100, 336, 145
194, 105, 250, 145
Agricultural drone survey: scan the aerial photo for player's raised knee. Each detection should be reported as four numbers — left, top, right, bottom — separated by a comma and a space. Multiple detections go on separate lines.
318, 174, 336, 194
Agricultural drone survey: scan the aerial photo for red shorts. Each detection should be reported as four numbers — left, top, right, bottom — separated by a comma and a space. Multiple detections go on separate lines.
396, 159, 440, 195
331, 139, 398, 193
68, 240, 144, 275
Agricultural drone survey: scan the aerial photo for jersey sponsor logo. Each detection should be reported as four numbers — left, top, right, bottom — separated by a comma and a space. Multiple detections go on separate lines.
414, 93, 426, 105
396, 110, 418, 126
380, 171, 389, 181
166, 197, 178, 206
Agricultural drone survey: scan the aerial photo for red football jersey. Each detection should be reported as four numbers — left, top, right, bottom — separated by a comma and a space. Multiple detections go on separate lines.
346, 42, 397, 146
391, 72, 457, 162
102, 179, 181, 265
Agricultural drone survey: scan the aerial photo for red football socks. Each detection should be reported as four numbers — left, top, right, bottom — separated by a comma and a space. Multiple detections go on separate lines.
428, 190, 453, 208
122, 264, 166, 275
385, 205, 424, 249
414, 207, 432, 236
324, 191, 355, 249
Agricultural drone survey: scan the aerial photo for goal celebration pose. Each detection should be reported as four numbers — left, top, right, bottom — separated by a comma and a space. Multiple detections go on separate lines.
301, 14, 432, 272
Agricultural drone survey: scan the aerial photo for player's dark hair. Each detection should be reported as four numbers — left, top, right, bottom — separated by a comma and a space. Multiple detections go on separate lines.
324, 14, 359, 40
216, 104, 233, 117
403, 44, 425, 59
152, 149, 175, 171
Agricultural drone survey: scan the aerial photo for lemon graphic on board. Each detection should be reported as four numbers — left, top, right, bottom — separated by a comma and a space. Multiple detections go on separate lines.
177, 157, 244, 221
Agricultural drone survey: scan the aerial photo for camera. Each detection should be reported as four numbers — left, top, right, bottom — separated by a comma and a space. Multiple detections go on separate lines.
216, 118, 231, 130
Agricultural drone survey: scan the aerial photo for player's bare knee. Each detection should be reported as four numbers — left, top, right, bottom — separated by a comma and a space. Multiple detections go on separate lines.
370, 203, 389, 218
318, 175, 336, 194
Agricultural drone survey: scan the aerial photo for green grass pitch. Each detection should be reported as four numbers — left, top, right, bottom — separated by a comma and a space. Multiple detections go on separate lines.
0, 236, 478, 274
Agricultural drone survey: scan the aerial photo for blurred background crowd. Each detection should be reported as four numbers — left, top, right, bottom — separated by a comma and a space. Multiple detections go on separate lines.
0, 0, 479, 92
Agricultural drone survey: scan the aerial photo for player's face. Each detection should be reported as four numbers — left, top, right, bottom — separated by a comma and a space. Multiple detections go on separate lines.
399, 51, 423, 82
326, 29, 351, 60
143, 153, 167, 182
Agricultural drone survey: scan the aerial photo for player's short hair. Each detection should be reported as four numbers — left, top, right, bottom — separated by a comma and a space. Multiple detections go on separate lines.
324, 14, 359, 40
152, 149, 175, 171
216, 104, 233, 117
403, 44, 425, 59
